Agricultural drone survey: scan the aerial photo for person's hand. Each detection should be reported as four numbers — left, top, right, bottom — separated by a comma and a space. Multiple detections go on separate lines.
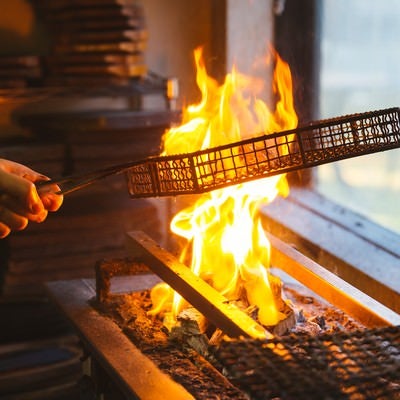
0, 159, 63, 238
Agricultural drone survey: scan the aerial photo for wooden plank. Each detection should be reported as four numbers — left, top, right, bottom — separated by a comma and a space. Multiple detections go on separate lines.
269, 234, 400, 328
288, 187, 400, 258
48, 17, 144, 32
125, 230, 272, 340
54, 41, 147, 54
0, 67, 41, 78
261, 188, 400, 314
60, 29, 148, 44
48, 64, 147, 78
6, 248, 124, 276
18, 110, 179, 136
46, 279, 194, 400
43, 0, 140, 9
0, 56, 39, 68
9, 195, 158, 235
8, 205, 160, 260
46, 6, 143, 20
0, 143, 65, 164
70, 140, 160, 160
46, 53, 144, 66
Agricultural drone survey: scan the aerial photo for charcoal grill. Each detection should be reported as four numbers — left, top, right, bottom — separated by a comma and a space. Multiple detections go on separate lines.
42, 107, 400, 399
45, 230, 400, 400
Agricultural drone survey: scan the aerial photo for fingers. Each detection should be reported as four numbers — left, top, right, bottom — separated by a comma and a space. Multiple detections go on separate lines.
0, 210, 48, 239
0, 189, 49, 239
0, 159, 63, 214
0, 222, 10, 239
0, 181, 43, 217
0, 159, 63, 238
0, 159, 47, 183
0, 205, 28, 239
41, 192, 63, 212
37, 183, 64, 212
0, 166, 44, 214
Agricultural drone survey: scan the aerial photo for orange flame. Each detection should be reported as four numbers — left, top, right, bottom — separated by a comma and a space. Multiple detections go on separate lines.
149, 47, 298, 329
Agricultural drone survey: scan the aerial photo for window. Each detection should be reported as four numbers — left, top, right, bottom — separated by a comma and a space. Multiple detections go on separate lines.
317, 0, 400, 233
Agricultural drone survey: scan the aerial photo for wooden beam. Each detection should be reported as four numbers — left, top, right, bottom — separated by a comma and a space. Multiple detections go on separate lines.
262, 187, 400, 314
46, 279, 194, 400
125, 231, 273, 340
268, 233, 400, 328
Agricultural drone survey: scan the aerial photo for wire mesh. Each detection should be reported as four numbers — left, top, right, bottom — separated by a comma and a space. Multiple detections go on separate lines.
210, 325, 400, 400
125, 107, 400, 198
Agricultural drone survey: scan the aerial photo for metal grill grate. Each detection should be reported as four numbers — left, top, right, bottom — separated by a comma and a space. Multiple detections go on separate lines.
125, 107, 400, 198
210, 325, 400, 400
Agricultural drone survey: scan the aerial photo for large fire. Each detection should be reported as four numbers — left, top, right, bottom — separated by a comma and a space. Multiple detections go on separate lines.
149, 47, 298, 330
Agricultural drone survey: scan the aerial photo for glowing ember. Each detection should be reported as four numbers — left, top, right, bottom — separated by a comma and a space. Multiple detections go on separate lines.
148, 46, 298, 330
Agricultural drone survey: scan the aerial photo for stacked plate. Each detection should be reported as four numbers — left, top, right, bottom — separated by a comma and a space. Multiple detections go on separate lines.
0, 56, 42, 88
39, 0, 148, 86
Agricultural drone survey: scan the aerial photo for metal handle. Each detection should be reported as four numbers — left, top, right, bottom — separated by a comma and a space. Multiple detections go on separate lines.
36, 177, 94, 196
35, 161, 141, 196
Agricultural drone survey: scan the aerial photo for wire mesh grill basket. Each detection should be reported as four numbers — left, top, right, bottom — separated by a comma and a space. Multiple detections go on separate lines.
125, 107, 400, 198
210, 325, 400, 400
40, 107, 400, 198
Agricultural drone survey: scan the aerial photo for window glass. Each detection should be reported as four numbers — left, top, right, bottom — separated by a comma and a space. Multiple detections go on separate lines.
318, 0, 400, 232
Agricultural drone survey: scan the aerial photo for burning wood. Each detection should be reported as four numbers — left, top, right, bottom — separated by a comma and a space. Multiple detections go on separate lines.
131, 46, 301, 343
169, 307, 210, 355
171, 307, 208, 337
268, 273, 297, 336
126, 230, 278, 339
